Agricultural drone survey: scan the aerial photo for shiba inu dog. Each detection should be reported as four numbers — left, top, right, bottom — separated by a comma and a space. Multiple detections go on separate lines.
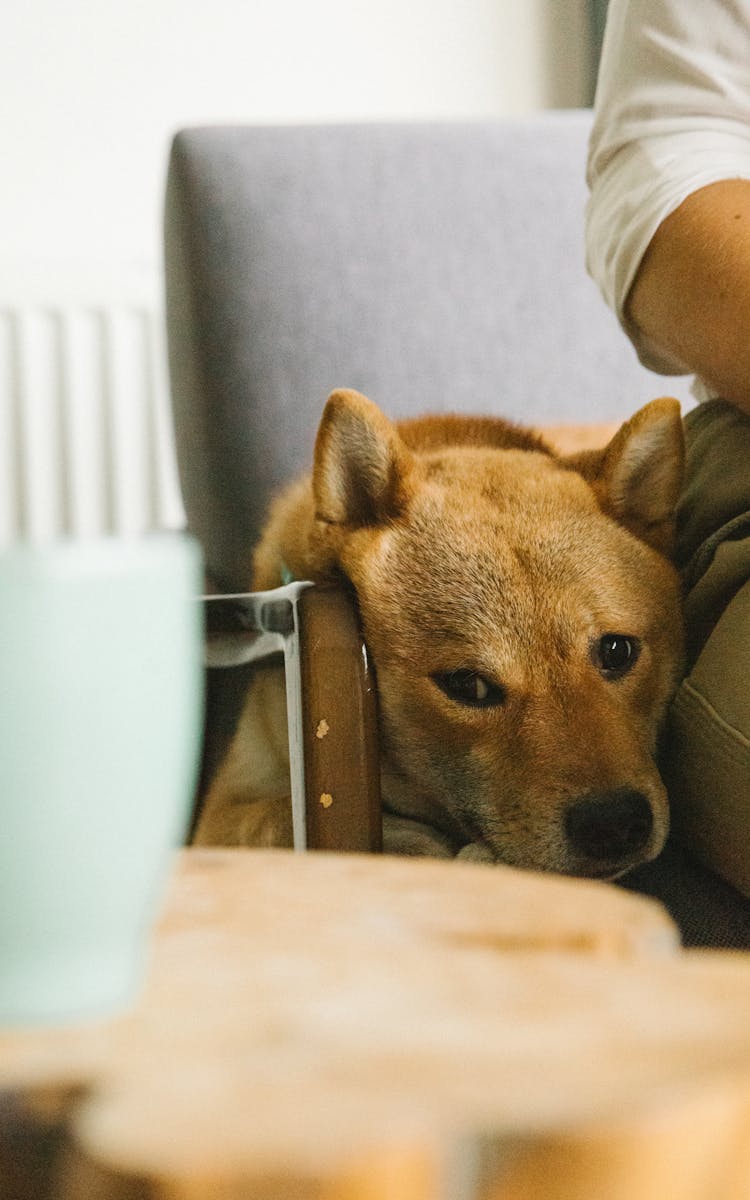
195, 389, 685, 879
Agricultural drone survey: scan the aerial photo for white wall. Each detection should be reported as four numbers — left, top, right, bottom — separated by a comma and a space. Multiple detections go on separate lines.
1, 0, 592, 274
0, 1, 594, 542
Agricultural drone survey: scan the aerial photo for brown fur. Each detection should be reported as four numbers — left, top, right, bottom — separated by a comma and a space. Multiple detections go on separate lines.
195, 389, 685, 877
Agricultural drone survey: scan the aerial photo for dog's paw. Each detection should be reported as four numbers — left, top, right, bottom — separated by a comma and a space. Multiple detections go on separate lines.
455, 841, 496, 864
382, 814, 455, 859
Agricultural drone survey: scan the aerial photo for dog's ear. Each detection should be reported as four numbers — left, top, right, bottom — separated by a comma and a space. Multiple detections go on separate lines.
313, 389, 416, 527
565, 398, 685, 555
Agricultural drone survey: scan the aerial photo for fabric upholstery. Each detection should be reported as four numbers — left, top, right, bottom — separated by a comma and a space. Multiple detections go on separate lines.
164, 111, 693, 590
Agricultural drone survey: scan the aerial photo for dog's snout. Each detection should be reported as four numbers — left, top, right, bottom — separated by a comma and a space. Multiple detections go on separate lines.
564, 788, 653, 865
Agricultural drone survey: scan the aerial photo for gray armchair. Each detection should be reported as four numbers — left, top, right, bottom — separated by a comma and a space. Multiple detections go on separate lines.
164, 111, 750, 946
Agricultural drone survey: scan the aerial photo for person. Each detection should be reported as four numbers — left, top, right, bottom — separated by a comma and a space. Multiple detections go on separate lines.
585, 0, 750, 942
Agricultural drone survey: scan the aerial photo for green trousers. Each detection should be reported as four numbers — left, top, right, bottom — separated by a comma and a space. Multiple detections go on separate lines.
663, 400, 750, 900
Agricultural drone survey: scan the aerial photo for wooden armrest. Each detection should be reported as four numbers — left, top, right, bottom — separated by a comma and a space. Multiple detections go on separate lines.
541, 422, 619, 455
298, 585, 382, 852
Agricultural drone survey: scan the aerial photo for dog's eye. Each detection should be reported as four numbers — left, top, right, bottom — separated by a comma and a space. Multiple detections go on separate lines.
595, 634, 640, 678
433, 670, 506, 708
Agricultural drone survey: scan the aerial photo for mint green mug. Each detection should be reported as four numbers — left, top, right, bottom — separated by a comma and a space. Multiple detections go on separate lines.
0, 536, 203, 1025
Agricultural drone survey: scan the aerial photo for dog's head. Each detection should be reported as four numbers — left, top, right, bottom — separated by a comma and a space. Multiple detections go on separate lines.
307, 389, 685, 877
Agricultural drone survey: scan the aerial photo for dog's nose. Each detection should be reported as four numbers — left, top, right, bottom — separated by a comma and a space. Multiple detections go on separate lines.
564, 788, 653, 865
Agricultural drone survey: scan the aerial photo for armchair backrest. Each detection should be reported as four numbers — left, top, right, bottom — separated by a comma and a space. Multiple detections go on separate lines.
165, 111, 689, 590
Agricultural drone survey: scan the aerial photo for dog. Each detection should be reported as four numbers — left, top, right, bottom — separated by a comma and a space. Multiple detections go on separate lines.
195, 388, 685, 878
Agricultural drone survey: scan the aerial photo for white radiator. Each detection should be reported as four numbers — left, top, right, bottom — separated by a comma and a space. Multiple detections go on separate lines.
0, 273, 185, 545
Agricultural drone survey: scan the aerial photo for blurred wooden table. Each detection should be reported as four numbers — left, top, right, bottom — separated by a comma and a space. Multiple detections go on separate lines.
2, 848, 750, 1199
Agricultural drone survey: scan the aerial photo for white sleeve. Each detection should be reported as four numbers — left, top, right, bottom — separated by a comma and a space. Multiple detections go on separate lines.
585, 0, 750, 375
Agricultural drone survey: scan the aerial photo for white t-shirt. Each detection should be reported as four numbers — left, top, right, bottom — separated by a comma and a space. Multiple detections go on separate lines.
585, 0, 750, 390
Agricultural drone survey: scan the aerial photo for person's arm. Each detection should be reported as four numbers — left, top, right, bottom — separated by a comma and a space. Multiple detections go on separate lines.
626, 178, 750, 416
586, 0, 750, 400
